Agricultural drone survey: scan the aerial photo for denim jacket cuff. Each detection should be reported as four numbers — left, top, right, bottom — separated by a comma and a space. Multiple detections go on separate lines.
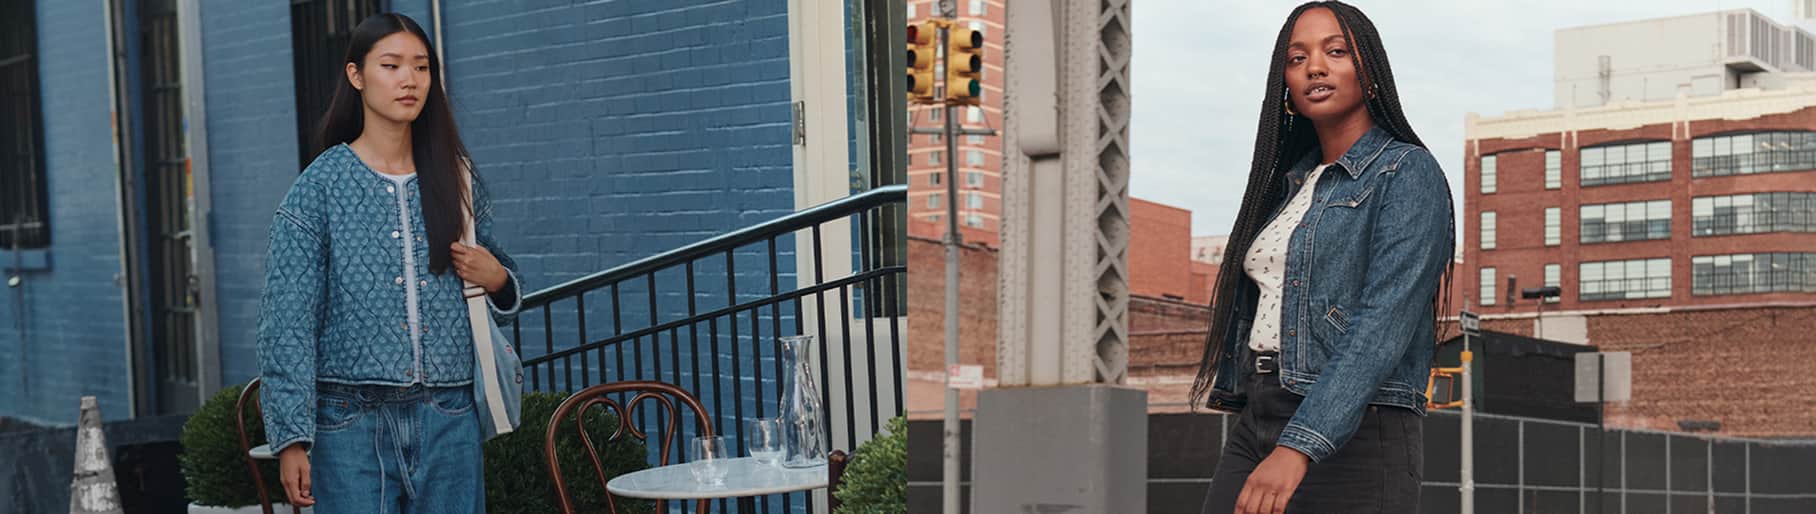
268, 437, 313, 457
487, 268, 522, 317
1277, 422, 1337, 463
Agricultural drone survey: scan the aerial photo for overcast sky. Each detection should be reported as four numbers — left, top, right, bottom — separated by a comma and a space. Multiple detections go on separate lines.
1130, 0, 1810, 239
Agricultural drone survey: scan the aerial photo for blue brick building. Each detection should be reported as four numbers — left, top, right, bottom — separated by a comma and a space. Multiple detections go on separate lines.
0, 0, 904, 511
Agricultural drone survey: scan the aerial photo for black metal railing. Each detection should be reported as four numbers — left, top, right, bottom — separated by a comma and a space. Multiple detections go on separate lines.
516, 185, 906, 513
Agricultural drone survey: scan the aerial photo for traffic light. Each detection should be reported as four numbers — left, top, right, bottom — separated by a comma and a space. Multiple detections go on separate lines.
907, 22, 938, 102
946, 26, 983, 105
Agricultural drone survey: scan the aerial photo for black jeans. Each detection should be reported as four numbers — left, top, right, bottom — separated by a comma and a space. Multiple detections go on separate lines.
1200, 359, 1423, 513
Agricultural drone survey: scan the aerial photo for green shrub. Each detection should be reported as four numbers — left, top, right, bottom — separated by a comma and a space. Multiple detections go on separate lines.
834, 416, 907, 514
180, 384, 285, 507
181, 387, 655, 512
484, 391, 653, 514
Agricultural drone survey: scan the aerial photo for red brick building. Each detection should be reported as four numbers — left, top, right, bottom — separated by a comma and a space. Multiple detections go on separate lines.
906, 0, 1005, 248
1463, 96, 1816, 317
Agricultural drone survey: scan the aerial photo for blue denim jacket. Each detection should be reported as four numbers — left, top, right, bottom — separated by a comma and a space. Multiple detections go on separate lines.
256, 144, 523, 454
1204, 126, 1455, 463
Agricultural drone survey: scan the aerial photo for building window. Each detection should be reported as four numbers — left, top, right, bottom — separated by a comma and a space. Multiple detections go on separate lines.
1580, 258, 1672, 301
929, 132, 942, 145
966, 149, 984, 166
1580, 200, 1670, 244
1479, 268, 1497, 306
966, 171, 983, 187
1545, 150, 1561, 189
1543, 264, 1562, 303
969, 0, 986, 15
907, 2, 916, 18
1693, 252, 1816, 296
970, 20, 984, 31
1480, 211, 1496, 250
929, 171, 941, 185
1692, 192, 1816, 236
292, 0, 382, 167
927, 193, 942, 209
928, 150, 942, 165
965, 214, 983, 227
967, 192, 983, 209
0, 0, 49, 249
930, 105, 942, 121
1480, 155, 1497, 194
1544, 207, 1561, 246
968, 106, 983, 123
968, 134, 984, 145
1580, 141, 1671, 186
1692, 131, 1816, 177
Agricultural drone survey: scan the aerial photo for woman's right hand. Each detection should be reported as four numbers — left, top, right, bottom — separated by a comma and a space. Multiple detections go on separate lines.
278, 445, 316, 506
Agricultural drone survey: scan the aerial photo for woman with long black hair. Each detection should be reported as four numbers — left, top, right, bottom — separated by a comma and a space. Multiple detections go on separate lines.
1189, 2, 1454, 513
256, 13, 522, 512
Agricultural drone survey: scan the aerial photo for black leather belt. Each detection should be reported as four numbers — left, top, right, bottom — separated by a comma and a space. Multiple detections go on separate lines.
1253, 351, 1279, 374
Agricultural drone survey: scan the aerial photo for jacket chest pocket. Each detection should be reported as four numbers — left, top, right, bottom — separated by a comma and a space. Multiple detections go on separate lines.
1324, 183, 1377, 210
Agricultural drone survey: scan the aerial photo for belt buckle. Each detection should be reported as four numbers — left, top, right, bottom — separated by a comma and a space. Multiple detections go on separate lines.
1254, 353, 1276, 374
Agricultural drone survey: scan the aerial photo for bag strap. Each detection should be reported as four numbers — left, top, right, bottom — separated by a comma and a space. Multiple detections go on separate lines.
462, 165, 513, 434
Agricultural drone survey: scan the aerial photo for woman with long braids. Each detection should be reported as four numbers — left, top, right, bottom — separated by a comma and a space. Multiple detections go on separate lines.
1190, 2, 1454, 513
256, 13, 522, 512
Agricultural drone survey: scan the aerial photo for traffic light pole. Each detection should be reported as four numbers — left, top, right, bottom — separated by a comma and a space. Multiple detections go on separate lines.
939, 21, 965, 514
1461, 301, 1475, 514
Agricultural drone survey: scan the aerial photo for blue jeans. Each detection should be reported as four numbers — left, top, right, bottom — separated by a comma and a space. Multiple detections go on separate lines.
312, 383, 486, 514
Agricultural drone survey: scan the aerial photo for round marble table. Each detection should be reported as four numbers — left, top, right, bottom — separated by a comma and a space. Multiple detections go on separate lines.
607, 457, 827, 509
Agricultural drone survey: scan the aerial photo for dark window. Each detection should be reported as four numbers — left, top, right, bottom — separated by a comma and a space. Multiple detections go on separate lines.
291, 0, 383, 168
0, 0, 49, 249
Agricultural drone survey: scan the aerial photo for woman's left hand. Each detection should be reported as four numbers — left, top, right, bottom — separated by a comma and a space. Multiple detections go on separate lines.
1235, 446, 1310, 514
451, 242, 508, 293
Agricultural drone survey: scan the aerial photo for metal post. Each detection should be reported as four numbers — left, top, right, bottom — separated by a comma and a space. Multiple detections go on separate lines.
1461, 301, 1475, 514
1598, 351, 1607, 514
939, 17, 964, 514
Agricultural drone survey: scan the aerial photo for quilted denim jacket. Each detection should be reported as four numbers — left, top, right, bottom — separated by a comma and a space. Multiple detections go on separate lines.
1203, 126, 1455, 463
256, 144, 523, 454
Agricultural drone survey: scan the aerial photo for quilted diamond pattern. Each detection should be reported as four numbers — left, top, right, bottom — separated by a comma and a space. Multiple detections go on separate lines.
256, 144, 523, 453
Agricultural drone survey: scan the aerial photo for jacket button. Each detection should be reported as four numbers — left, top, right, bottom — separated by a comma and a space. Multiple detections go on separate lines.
1288, 329, 1297, 336
420, 279, 428, 287
386, 185, 396, 193
404, 370, 412, 378
392, 230, 401, 239
1291, 279, 1301, 287
395, 276, 404, 284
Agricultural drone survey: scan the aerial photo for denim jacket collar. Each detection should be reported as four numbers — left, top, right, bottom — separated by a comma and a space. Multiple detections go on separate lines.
1287, 125, 1396, 181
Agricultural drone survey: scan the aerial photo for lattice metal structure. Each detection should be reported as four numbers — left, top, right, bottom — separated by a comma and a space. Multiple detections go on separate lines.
998, 0, 1132, 386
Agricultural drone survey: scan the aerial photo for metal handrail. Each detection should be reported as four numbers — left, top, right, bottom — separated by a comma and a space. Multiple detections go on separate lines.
522, 185, 907, 307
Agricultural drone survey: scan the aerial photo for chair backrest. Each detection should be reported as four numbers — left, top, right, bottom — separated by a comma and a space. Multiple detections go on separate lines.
233, 378, 285, 514
827, 449, 852, 512
544, 381, 717, 514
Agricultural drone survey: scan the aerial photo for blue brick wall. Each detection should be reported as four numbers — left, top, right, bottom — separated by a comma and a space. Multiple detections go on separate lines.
3, 0, 807, 468
198, 0, 301, 388
0, 0, 133, 424
433, 0, 797, 420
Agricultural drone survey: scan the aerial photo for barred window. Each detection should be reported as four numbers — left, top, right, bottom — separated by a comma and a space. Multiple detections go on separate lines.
1544, 207, 1561, 246
1692, 131, 1816, 177
291, 0, 382, 166
0, 0, 48, 249
1480, 211, 1496, 250
1581, 141, 1671, 186
1692, 253, 1816, 296
1480, 155, 1497, 194
1580, 258, 1672, 301
1479, 267, 1497, 306
1545, 150, 1561, 189
1692, 192, 1816, 236
1581, 200, 1671, 244
1543, 264, 1562, 303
